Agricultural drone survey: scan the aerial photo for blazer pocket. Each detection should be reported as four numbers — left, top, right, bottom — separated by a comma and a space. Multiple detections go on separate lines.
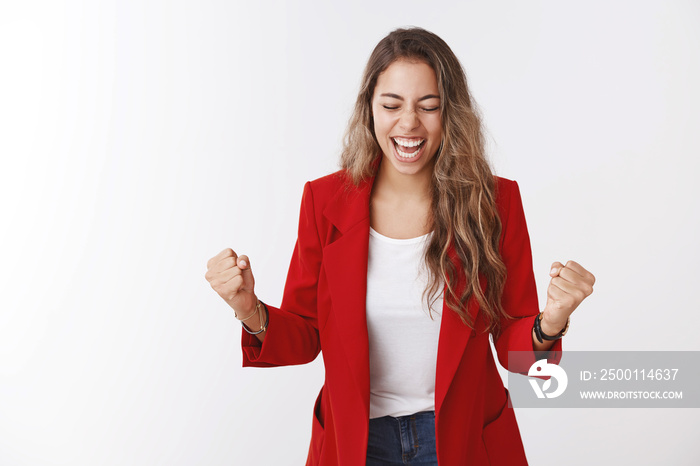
482, 388, 528, 466
307, 388, 326, 464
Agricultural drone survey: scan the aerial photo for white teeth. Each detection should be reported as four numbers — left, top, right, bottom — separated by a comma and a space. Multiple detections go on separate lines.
396, 145, 420, 158
392, 137, 424, 148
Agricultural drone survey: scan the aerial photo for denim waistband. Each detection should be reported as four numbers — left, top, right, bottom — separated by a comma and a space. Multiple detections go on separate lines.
367, 411, 437, 465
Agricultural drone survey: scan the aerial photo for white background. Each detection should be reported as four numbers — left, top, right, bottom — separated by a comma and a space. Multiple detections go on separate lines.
1, 0, 699, 464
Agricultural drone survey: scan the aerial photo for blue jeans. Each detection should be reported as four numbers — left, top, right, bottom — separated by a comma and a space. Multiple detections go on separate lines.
366, 411, 438, 465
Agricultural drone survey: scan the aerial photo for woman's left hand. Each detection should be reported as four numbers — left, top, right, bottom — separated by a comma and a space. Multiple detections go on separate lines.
540, 260, 595, 334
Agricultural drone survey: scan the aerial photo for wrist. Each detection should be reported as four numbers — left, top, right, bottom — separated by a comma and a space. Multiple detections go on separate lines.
540, 318, 566, 336
533, 311, 569, 344
540, 311, 568, 335
241, 300, 268, 335
233, 295, 258, 321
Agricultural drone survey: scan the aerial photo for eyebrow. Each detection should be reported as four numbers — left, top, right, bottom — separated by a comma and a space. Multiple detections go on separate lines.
379, 93, 441, 102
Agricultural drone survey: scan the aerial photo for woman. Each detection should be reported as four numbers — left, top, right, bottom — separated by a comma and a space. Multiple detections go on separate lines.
205, 27, 594, 465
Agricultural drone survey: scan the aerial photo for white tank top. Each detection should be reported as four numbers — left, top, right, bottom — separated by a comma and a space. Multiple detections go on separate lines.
366, 227, 443, 419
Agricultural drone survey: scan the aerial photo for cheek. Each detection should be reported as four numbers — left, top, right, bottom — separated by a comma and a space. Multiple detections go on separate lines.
372, 115, 391, 139
429, 119, 443, 140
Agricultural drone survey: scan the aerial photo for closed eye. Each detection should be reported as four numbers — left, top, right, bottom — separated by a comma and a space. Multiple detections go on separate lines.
382, 105, 399, 110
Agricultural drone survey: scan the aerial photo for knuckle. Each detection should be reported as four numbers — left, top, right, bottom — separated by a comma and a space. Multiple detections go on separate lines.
222, 257, 234, 269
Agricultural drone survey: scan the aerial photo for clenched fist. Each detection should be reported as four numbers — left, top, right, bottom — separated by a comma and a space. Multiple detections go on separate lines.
205, 248, 257, 318
540, 260, 595, 334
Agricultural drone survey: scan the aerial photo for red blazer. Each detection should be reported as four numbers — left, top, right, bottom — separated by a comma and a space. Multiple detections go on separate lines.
241, 170, 562, 465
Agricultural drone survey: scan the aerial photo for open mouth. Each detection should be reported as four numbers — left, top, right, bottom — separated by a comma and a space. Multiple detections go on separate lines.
392, 137, 426, 159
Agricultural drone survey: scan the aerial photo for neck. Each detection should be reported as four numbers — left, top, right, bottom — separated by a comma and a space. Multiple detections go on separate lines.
373, 157, 433, 201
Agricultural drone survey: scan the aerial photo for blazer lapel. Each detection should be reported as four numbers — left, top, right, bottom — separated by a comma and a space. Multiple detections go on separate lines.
434, 263, 480, 414
322, 176, 374, 411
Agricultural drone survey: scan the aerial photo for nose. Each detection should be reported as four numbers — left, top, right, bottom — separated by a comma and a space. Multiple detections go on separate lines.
398, 108, 420, 132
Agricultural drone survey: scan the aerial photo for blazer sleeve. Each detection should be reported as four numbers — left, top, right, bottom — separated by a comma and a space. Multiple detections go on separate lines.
241, 181, 322, 367
493, 179, 562, 375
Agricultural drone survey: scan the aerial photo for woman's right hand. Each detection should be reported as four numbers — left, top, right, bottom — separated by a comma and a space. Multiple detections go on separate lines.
205, 248, 257, 319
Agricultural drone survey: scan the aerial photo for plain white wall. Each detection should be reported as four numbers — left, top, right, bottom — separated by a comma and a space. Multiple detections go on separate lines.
1, 0, 699, 464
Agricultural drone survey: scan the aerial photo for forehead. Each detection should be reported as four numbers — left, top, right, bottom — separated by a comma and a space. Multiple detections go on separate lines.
373, 59, 439, 97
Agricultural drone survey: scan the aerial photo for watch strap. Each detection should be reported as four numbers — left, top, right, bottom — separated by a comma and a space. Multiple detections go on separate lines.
534, 312, 569, 343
